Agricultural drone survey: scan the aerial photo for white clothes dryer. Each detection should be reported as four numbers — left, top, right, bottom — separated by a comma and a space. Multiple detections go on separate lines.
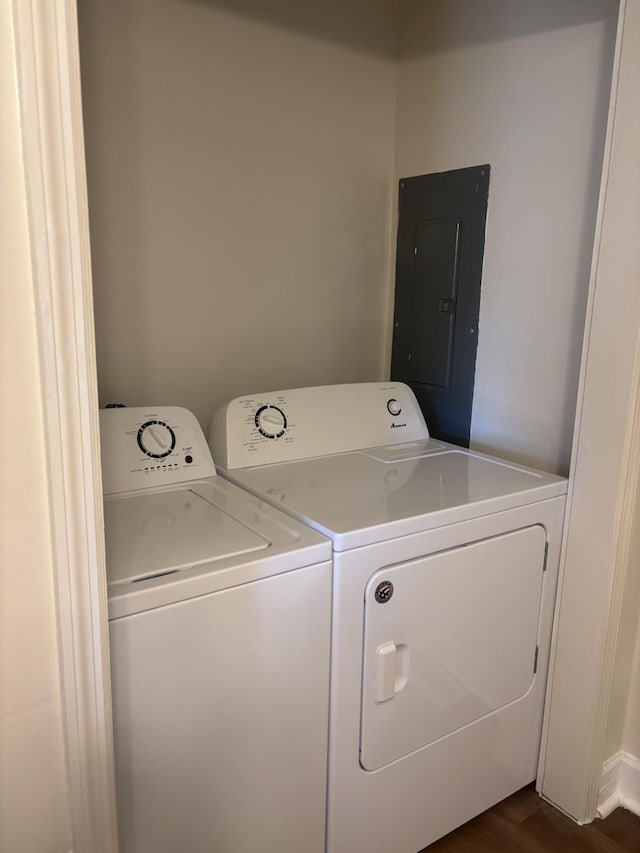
209, 382, 568, 853
100, 406, 332, 853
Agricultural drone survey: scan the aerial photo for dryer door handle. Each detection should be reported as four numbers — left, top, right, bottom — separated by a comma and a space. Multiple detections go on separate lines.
375, 642, 410, 703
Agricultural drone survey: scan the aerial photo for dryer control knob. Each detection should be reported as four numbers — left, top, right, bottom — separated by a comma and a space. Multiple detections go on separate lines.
387, 398, 402, 417
255, 405, 287, 439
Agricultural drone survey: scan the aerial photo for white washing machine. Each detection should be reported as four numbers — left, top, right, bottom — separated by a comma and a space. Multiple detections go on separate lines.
209, 382, 568, 853
100, 406, 332, 853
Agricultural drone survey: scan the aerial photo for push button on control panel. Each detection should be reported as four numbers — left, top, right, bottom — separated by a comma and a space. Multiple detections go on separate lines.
387, 399, 402, 417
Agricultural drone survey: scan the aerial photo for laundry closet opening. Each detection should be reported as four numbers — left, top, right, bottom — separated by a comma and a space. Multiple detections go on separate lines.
71, 1, 625, 846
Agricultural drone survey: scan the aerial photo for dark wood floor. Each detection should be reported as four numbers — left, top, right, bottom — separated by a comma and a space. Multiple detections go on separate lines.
419, 785, 640, 852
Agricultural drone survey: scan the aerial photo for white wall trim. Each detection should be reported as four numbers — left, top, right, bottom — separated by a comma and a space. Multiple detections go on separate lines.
12, 1, 118, 851
597, 751, 640, 819
587, 333, 640, 812
539, 0, 640, 823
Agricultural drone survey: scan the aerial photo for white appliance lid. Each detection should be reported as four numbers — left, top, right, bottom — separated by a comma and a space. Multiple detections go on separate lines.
103, 475, 331, 619
104, 486, 269, 585
227, 447, 568, 551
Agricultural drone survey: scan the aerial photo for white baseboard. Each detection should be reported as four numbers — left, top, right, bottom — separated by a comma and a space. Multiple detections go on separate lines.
597, 751, 640, 818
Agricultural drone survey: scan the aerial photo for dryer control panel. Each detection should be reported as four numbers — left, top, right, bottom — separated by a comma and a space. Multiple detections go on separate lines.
100, 406, 216, 495
210, 382, 430, 470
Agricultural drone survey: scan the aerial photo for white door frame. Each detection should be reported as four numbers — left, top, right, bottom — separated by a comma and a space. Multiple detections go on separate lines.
12, 0, 639, 848
539, 0, 640, 821
12, 1, 118, 850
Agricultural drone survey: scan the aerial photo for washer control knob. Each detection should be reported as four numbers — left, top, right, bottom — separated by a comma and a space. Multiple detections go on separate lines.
137, 420, 176, 458
255, 405, 287, 439
387, 398, 402, 417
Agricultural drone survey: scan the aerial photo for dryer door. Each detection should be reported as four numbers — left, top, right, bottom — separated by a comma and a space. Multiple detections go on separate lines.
360, 525, 546, 771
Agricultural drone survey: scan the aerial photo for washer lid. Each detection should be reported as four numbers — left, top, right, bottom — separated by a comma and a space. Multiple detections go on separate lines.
103, 476, 331, 619
226, 446, 567, 551
104, 486, 269, 585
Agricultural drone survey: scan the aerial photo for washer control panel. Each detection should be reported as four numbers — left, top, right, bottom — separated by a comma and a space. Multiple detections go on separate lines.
100, 406, 215, 495
210, 382, 429, 470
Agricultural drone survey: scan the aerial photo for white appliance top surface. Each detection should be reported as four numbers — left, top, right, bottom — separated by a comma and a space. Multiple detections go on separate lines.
104, 487, 268, 585
103, 476, 331, 618
226, 445, 568, 551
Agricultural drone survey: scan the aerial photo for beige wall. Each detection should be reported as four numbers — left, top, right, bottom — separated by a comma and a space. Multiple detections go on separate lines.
0, 1, 71, 849
80, 0, 617, 471
393, 0, 617, 473
79, 0, 398, 431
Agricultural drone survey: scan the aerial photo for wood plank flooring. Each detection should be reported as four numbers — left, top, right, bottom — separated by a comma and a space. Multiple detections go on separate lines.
419, 786, 640, 852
